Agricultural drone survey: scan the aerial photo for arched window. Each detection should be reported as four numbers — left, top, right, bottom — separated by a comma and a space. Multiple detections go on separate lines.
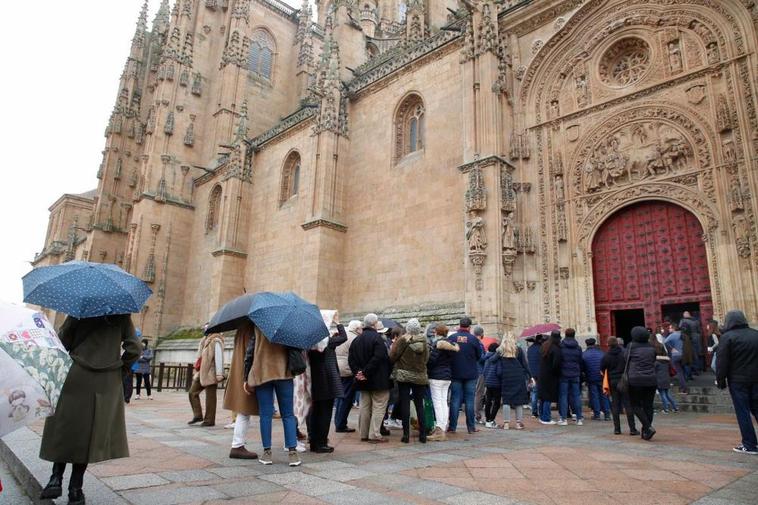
249, 29, 275, 80
206, 185, 222, 233
280, 152, 301, 206
394, 93, 425, 163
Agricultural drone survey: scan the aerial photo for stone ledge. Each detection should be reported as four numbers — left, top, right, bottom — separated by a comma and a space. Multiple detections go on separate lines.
0, 427, 128, 505
211, 248, 248, 258
301, 218, 348, 233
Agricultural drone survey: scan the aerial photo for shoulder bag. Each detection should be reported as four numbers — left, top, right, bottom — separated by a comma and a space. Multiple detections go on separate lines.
287, 347, 307, 376
617, 343, 633, 394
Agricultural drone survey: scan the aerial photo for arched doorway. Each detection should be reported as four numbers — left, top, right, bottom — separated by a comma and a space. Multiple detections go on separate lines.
592, 201, 712, 344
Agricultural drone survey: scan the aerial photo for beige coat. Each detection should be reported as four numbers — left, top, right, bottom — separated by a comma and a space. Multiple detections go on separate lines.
222, 322, 258, 415
246, 327, 292, 388
199, 335, 225, 387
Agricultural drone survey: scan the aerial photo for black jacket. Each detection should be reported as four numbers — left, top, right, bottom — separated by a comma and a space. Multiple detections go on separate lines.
309, 324, 347, 401
625, 328, 657, 388
348, 327, 392, 391
494, 348, 530, 406
600, 346, 626, 387
427, 339, 459, 381
717, 310, 758, 386
538, 343, 561, 402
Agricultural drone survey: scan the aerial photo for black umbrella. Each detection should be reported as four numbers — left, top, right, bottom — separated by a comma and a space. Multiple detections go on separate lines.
380, 318, 402, 330
206, 293, 255, 334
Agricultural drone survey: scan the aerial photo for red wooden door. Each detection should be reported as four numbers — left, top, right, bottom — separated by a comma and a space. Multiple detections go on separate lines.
592, 201, 712, 342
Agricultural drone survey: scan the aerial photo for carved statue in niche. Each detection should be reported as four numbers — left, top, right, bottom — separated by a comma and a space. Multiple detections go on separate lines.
729, 177, 744, 211
554, 175, 565, 201
466, 214, 487, 253
574, 72, 589, 108
667, 40, 683, 74
716, 94, 732, 132
550, 151, 563, 176
582, 122, 692, 193
502, 213, 515, 250
550, 100, 560, 119
733, 214, 751, 258
706, 42, 719, 64
556, 203, 568, 242
723, 139, 736, 164
515, 226, 535, 254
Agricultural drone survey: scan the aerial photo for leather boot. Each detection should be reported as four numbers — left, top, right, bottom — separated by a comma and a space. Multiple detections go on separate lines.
67, 488, 86, 505
40, 462, 65, 499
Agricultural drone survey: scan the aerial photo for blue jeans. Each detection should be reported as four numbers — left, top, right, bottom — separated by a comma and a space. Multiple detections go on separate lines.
334, 377, 356, 430
729, 382, 758, 451
540, 400, 553, 422
530, 385, 540, 416
588, 382, 610, 417
449, 379, 477, 432
255, 379, 297, 450
559, 378, 583, 420
672, 357, 687, 391
658, 388, 678, 411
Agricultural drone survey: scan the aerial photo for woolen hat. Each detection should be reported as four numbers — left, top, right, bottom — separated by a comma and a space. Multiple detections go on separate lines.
585, 338, 596, 346
460, 317, 473, 328
406, 318, 421, 335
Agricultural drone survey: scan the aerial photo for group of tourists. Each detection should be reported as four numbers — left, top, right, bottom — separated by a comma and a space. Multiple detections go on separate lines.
34, 308, 758, 505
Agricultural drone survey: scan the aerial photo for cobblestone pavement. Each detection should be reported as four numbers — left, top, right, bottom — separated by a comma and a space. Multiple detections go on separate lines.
0, 453, 32, 504
4, 391, 758, 505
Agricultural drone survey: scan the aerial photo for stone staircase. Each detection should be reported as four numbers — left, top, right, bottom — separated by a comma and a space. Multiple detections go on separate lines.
657, 375, 735, 414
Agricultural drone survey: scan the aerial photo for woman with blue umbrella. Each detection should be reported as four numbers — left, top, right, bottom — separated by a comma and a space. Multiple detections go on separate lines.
23, 261, 150, 505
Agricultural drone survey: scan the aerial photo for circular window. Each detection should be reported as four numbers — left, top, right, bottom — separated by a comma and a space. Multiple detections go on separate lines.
599, 38, 651, 88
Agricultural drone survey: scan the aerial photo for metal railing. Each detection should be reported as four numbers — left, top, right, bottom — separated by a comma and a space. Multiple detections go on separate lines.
147, 363, 231, 391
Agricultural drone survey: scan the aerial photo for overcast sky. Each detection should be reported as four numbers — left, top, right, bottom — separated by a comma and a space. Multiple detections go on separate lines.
0, 0, 303, 304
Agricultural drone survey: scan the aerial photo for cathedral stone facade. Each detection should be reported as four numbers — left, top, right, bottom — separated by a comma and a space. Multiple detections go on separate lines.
34, 0, 758, 341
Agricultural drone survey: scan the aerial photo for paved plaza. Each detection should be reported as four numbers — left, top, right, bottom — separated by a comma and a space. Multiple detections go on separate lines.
1, 391, 757, 505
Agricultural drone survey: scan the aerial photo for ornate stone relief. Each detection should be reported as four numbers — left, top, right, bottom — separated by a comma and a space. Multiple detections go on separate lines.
500, 164, 517, 277
598, 37, 651, 88
581, 122, 692, 193
465, 166, 487, 290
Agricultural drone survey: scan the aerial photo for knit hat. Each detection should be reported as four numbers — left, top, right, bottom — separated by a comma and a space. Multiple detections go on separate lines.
585, 338, 596, 346
631, 326, 650, 343
406, 318, 421, 335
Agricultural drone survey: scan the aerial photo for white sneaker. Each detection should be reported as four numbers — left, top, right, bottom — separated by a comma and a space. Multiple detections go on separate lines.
224, 423, 235, 429
557, 419, 568, 426
484, 421, 496, 429
282, 442, 306, 453
571, 414, 577, 421
258, 449, 273, 465
135, 395, 141, 400
733, 445, 758, 455
539, 419, 557, 425
383, 419, 402, 429
147, 396, 154, 400
576, 419, 584, 426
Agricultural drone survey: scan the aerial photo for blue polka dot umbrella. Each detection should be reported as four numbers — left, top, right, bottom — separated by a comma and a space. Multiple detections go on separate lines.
22, 261, 153, 318
248, 292, 329, 350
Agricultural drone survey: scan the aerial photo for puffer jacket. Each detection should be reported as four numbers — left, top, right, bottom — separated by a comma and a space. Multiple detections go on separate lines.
601, 345, 626, 387
482, 351, 500, 388
717, 310, 758, 385
427, 339, 459, 380
655, 354, 671, 390
582, 346, 604, 384
390, 333, 430, 385
309, 324, 347, 401
494, 348, 530, 406
526, 343, 541, 379
625, 327, 657, 388
560, 337, 584, 380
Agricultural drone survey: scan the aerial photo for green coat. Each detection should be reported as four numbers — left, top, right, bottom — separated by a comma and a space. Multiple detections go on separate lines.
390, 334, 430, 385
40, 315, 139, 464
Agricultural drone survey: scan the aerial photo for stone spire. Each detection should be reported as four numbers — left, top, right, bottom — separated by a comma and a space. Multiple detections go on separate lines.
405, 0, 425, 43
234, 100, 249, 142
152, 0, 171, 37
131, 1, 149, 55
296, 0, 312, 44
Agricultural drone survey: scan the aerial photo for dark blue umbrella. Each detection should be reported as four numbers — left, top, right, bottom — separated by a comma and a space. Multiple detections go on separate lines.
249, 292, 329, 349
22, 261, 152, 318
206, 293, 255, 334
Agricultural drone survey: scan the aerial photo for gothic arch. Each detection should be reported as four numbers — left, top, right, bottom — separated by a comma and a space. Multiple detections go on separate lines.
518, 0, 755, 118
206, 185, 222, 233
249, 27, 276, 81
279, 150, 301, 206
567, 102, 717, 198
579, 183, 720, 249
393, 91, 425, 163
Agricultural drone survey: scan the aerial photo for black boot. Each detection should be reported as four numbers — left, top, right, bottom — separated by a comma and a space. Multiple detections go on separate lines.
401, 431, 409, 444
68, 463, 87, 504
68, 488, 86, 505
40, 462, 65, 499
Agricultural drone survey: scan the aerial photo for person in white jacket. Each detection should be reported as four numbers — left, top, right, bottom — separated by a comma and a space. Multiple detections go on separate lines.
334, 320, 362, 432
188, 330, 225, 427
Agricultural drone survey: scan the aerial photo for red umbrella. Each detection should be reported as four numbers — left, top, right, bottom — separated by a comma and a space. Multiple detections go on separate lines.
519, 323, 560, 339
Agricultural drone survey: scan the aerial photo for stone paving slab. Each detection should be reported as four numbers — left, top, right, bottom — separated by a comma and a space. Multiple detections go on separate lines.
2, 391, 758, 505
